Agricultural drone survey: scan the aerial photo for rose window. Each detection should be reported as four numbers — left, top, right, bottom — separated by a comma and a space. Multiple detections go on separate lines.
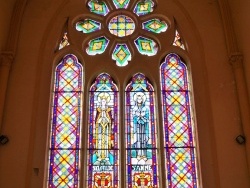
60, 0, 185, 67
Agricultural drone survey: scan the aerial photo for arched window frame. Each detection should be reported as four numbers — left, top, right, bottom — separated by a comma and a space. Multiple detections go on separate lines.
43, 0, 204, 187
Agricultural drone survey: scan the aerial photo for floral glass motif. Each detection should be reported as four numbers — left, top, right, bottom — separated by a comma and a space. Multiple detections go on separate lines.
48, 54, 83, 188
142, 19, 168, 34
113, 0, 130, 9
86, 36, 109, 56
87, 73, 119, 188
160, 54, 198, 188
134, 0, 154, 16
59, 32, 70, 50
108, 15, 135, 37
134, 36, 158, 56
112, 44, 131, 67
173, 30, 185, 50
125, 73, 159, 188
76, 19, 101, 33
88, 0, 109, 16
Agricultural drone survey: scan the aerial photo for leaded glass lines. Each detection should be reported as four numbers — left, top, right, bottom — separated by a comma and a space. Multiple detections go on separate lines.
125, 73, 159, 188
160, 53, 198, 188
87, 73, 119, 188
48, 54, 83, 188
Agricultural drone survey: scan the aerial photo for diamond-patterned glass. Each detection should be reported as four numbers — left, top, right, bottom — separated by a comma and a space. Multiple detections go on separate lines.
113, 0, 130, 9
112, 44, 131, 67
86, 36, 109, 55
134, 0, 154, 16
48, 54, 83, 188
76, 19, 101, 33
142, 19, 168, 34
134, 36, 158, 56
88, 0, 109, 16
160, 53, 198, 188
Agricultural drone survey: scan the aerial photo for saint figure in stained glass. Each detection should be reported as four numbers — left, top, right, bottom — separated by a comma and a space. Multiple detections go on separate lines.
125, 73, 159, 188
95, 92, 113, 163
87, 73, 119, 188
132, 92, 149, 159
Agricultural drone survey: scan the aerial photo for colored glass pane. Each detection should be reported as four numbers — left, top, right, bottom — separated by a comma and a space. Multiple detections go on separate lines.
160, 54, 198, 187
113, 0, 130, 9
142, 19, 168, 34
134, 0, 154, 16
173, 30, 185, 50
109, 15, 135, 37
134, 36, 158, 56
88, 0, 109, 16
76, 19, 101, 33
112, 44, 131, 67
86, 36, 109, 56
87, 73, 119, 188
59, 32, 69, 50
48, 54, 83, 188
125, 73, 159, 188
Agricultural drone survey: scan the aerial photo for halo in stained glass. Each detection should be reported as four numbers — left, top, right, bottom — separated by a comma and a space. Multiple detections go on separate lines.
134, 36, 158, 56
173, 30, 185, 50
112, 44, 131, 67
76, 19, 101, 33
108, 15, 135, 37
87, 73, 119, 188
86, 36, 109, 56
125, 73, 159, 187
88, 0, 110, 16
142, 19, 168, 34
113, 0, 130, 9
134, 0, 154, 16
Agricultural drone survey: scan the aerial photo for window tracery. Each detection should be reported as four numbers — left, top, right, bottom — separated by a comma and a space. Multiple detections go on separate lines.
50, 1, 200, 188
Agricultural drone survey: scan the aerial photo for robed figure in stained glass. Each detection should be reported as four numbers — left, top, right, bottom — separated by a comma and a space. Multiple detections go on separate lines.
132, 92, 149, 160
94, 92, 113, 164
87, 73, 119, 188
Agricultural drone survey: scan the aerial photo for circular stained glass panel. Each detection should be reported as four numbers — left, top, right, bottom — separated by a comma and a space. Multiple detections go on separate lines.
109, 15, 135, 37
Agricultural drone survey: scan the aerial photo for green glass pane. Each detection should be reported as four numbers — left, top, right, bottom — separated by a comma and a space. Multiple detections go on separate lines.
86, 36, 109, 55
142, 19, 168, 34
113, 0, 130, 9
88, 0, 109, 16
76, 19, 101, 33
134, 36, 158, 56
112, 44, 131, 67
134, 0, 154, 16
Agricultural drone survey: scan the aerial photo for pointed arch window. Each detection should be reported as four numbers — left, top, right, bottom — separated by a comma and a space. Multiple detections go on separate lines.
125, 73, 159, 187
48, 54, 83, 187
87, 73, 119, 187
160, 53, 198, 187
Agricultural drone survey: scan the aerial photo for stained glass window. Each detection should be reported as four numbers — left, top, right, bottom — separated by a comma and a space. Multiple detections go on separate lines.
112, 44, 131, 67
59, 32, 70, 50
134, 36, 158, 56
76, 19, 101, 33
173, 30, 185, 50
113, 0, 130, 9
160, 53, 198, 187
134, 0, 154, 16
48, 54, 83, 187
87, 73, 119, 188
88, 0, 109, 16
142, 19, 168, 34
108, 15, 135, 37
125, 73, 159, 188
86, 36, 109, 56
